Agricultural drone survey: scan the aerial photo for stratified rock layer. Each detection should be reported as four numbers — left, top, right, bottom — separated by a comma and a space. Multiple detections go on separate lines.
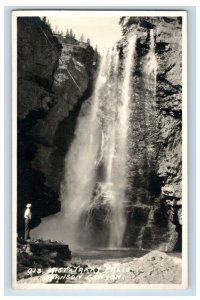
118, 16, 182, 250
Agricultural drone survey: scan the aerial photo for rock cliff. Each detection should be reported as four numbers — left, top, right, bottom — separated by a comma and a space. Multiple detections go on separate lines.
118, 16, 182, 250
17, 17, 96, 236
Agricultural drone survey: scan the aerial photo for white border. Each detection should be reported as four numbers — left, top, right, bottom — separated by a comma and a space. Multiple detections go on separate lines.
12, 12, 17, 290
12, 9, 188, 290
181, 10, 188, 290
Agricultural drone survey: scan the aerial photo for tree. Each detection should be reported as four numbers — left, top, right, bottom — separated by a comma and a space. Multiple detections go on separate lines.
66, 29, 69, 37
86, 38, 90, 45
70, 29, 73, 37
92, 44, 99, 65
79, 34, 84, 42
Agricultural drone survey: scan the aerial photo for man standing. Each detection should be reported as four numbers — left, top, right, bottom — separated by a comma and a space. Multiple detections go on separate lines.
24, 203, 32, 240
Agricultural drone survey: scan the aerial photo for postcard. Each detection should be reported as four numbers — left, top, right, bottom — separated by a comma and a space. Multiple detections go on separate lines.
12, 10, 187, 290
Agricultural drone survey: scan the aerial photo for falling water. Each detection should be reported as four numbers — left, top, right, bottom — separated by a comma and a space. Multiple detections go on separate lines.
59, 51, 113, 247
32, 35, 141, 249
107, 35, 137, 248
136, 29, 158, 249
144, 29, 157, 96
137, 207, 155, 249
62, 36, 137, 249
31, 51, 112, 248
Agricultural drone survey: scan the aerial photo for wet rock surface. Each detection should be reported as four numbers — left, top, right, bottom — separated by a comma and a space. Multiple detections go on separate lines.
118, 16, 182, 251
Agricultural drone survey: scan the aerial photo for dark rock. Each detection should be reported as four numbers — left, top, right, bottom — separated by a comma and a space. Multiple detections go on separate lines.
118, 16, 182, 250
17, 17, 96, 237
29, 241, 71, 261
17, 238, 71, 278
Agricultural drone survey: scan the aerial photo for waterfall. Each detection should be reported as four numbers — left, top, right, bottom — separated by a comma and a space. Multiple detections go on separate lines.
31, 30, 159, 250
144, 29, 157, 96
59, 50, 114, 247
137, 207, 155, 249
30, 51, 112, 248
31, 36, 138, 249
108, 35, 137, 248
61, 36, 138, 249
136, 29, 158, 249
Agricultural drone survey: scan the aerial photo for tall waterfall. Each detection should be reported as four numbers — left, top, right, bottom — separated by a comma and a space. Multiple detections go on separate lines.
31, 35, 138, 249
32, 30, 159, 251
59, 50, 114, 247
61, 36, 137, 248
107, 35, 137, 247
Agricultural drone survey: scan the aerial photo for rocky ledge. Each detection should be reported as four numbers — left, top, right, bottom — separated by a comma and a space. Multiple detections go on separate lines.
17, 238, 71, 280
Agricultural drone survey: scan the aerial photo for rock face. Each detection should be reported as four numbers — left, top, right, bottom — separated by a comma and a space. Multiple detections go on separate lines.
17, 238, 71, 280
118, 17, 182, 250
31, 39, 95, 192
17, 17, 96, 236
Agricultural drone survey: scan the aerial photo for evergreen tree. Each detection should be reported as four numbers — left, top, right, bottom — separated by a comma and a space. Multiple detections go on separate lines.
70, 29, 73, 37
86, 38, 90, 45
94, 45, 99, 63
66, 28, 69, 37
79, 34, 84, 42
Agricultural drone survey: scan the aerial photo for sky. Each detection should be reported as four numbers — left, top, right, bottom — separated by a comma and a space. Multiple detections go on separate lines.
47, 16, 123, 52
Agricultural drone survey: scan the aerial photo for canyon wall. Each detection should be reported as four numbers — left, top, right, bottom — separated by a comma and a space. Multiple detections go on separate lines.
17, 17, 96, 235
118, 16, 182, 250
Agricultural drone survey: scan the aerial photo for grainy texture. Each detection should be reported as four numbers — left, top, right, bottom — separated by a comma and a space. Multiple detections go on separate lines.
17, 17, 182, 251
17, 17, 96, 236
118, 17, 182, 250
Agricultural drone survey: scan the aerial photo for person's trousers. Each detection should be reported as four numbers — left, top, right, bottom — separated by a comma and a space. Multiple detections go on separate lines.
24, 218, 30, 240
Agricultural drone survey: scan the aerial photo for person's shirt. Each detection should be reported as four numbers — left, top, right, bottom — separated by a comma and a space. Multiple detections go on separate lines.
24, 208, 32, 219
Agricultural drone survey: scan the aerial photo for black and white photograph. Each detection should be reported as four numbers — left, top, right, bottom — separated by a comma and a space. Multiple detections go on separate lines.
12, 10, 187, 289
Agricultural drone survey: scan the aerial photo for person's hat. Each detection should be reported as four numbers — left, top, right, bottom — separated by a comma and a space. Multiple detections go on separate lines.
26, 203, 32, 207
